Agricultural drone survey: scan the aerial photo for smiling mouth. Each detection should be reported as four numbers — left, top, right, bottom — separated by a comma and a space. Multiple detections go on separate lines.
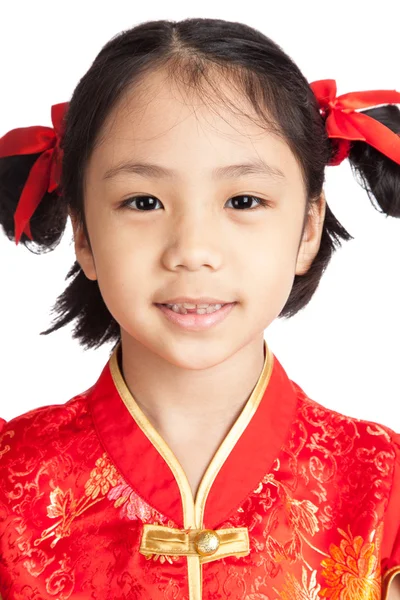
154, 301, 237, 330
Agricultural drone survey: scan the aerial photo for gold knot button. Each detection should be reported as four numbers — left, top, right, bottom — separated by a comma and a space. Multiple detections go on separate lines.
193, 529, 221, 556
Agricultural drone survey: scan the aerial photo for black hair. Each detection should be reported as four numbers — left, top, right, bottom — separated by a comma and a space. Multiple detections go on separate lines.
1, 18, 400, 350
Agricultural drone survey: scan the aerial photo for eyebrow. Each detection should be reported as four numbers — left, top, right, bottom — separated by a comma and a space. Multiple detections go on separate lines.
102, 158, 286, 182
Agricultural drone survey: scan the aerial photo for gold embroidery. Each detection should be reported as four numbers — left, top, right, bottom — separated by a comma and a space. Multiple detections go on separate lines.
243, 448, 384, 600
109, 338, 274, 600
277, 565, 322, 600
252, 469, 327, 566
286, 498, 320, 537
144, 552, 180, 564
85, 452, 119, 498
2, 340, 395, 598
140, 523, 249, 564
34, 453, 118, 548
0, 427, 14, 460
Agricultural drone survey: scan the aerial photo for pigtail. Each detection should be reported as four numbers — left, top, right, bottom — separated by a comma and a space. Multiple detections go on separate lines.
0, 153, 68, 251
346, 104, 400, 217
0, 103, 69, 251
310, 79, 400, 218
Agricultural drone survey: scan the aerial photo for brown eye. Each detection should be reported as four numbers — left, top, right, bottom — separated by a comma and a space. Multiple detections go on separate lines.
227, 195, 270, 210
120, 195, 161, 211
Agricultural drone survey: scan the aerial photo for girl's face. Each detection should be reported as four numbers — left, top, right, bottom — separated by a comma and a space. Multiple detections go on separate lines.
72, 68, 326, 368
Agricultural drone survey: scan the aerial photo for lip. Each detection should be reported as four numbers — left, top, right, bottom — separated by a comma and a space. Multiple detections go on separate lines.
155, 302, 237, 331
157, 297, 233, 305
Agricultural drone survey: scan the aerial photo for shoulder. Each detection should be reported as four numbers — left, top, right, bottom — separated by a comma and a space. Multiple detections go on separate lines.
291, 379, 400, 452
0, 385, 108, 540
288, 379, 400, 494
0, 385, 96, 469
0, 383, 123, 592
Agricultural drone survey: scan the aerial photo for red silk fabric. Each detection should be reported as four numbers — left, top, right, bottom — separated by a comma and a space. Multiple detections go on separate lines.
0, 345, 399, 599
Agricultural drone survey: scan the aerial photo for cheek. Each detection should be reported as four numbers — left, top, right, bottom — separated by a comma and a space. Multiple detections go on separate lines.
246, 220, 299, 270
243, 224, 300, 304
94, 257, 151, 330
97, 254, 150, 292
91, 234, 155, 309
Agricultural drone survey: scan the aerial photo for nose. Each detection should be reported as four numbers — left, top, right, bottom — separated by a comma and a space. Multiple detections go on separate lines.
162, 210, 224, 271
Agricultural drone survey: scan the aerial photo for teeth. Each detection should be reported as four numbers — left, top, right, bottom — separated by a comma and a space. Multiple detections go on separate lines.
180, 303, 213, 308
165, 303, 224, 314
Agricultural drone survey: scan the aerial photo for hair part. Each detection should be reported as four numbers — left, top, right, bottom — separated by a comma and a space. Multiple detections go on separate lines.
1, 18, 400, 349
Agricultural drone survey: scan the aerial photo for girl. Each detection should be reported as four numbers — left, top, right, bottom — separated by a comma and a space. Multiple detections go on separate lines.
0, 17, 399, 600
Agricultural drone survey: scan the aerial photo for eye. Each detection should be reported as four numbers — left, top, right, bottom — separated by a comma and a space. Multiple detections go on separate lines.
227, 195, 270, 210
120, 195, 161, 211
119, 194, 270, 211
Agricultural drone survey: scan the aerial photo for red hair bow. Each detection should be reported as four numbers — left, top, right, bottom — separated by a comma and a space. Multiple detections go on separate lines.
0, 102, 68, 245
310, 79, 400, 166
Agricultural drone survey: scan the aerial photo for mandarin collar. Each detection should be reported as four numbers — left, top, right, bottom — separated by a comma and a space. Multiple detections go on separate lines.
89, 340, 298, 529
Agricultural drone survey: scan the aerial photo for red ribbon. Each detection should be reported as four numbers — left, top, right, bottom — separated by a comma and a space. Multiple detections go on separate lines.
310, 79, 400, 166
0, 102, 68, 244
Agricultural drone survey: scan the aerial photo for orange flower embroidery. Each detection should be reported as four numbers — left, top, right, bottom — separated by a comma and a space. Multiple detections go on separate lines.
319, 525, 381, 600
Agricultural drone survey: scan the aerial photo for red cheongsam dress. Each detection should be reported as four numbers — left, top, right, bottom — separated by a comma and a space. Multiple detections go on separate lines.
0, 339, 399, 599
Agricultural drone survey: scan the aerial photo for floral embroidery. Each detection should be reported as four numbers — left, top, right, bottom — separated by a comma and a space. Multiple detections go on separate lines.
286, 498, 319, 537
0, 378, 398, 599
107, 484, 181, 564
275, 565, 322, 600
84, 452, 119, 498
34, 452, 119, 548
319, 524, 382, 599
107, 478, 176, 526
204, 399, 392, 600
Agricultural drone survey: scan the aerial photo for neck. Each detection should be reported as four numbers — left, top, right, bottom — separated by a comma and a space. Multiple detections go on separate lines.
118, 334, 266, 438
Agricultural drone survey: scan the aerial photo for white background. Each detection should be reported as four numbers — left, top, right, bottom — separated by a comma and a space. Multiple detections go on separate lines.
0, 1, 399, 430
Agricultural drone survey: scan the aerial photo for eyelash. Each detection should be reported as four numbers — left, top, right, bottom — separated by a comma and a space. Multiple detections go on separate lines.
119, 194, 271, 212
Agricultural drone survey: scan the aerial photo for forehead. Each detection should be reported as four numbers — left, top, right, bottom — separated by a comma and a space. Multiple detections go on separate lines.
88, 67, 302, 185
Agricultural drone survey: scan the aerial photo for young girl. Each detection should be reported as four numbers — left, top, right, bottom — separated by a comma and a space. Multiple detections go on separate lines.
0, 17, 399, 600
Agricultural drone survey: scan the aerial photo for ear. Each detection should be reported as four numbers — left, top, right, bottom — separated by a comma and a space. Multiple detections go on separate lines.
295, 190, 326, 276
68, 208, 97, 281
